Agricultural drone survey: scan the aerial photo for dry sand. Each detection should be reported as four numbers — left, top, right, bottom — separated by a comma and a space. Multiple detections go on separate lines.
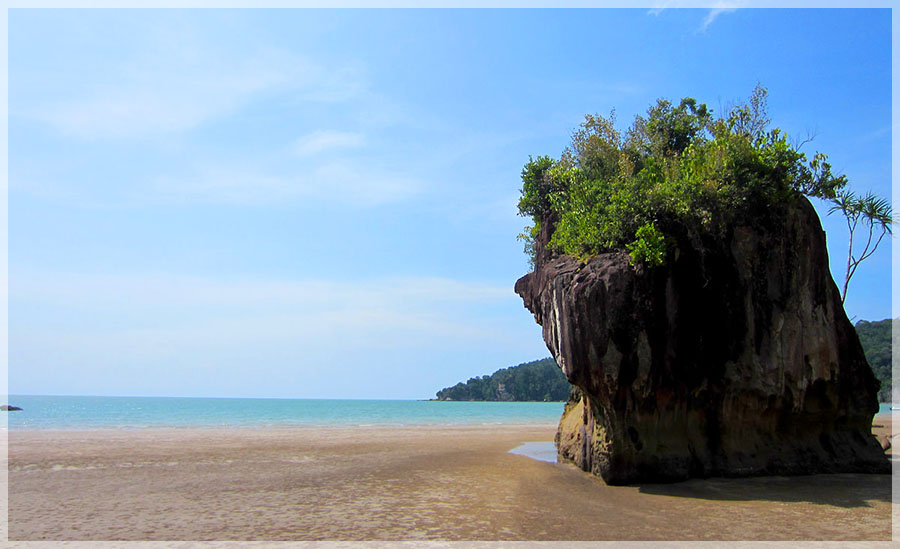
7, 421, 895, 541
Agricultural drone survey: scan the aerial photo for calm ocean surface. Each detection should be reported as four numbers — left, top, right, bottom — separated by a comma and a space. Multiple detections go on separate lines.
3, 396, 893, 431
2, 395, 566, 430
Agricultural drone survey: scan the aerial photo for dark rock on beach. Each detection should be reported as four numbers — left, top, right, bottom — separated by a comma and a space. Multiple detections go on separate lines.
516, 196, 890, 484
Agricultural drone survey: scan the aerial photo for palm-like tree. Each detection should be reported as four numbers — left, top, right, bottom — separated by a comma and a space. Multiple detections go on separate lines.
828, 191, 893, 303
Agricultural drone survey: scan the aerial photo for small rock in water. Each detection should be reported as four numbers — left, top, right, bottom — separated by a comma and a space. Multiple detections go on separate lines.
2, 405, 23, 411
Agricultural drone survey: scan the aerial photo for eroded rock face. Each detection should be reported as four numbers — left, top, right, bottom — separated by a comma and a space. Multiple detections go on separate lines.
516, 197, 889, 484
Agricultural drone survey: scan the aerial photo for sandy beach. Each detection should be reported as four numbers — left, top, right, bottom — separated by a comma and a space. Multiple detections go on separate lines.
8, 420, 894, 541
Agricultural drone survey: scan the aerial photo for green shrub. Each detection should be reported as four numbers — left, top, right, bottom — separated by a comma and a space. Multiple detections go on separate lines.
517, 86, 849, 268
627, 223, 667, 267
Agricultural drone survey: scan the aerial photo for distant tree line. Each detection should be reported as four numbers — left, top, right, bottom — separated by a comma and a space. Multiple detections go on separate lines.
435, 358, 569, 402
855, 318, 895, 403
439, 320, 892, 403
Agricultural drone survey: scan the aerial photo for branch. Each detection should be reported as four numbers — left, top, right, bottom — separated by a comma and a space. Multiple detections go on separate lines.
793, 128, 818, 151
858, 226, 889, 263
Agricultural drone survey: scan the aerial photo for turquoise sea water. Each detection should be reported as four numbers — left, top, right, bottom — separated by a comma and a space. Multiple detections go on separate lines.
4, 396, 892, 431
2, 395, 565, 430
878, 403, 897, 415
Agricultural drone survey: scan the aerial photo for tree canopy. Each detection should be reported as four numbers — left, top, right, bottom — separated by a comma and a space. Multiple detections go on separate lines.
855, 318, 896, 403
435, 358, 569, 402
518, 86, 866, 269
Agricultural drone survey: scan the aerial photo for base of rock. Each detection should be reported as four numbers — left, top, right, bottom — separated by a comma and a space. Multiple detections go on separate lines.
519, 197, 890, 484
556, 392, 890, 485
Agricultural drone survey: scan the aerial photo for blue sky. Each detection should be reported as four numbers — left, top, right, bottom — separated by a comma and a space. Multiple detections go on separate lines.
8, 9, 893, 399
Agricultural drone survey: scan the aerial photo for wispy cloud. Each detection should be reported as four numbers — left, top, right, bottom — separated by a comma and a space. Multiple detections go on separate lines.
647, 3, 741, 28
32, 61, 286, 140
10, 267, 541, 397
15, 272, 513, 309
13, 271, 517, 353
292, 130, 365, 157
701, 7, 738, 31
150, 159, 423, 207
18, 31, 365, 141
856, 124, 892, 143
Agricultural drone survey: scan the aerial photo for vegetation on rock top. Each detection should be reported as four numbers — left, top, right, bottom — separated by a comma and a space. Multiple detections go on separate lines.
518, 86, 891, 290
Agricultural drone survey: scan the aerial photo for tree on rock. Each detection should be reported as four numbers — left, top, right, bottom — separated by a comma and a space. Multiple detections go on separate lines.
829, 191, 892, 303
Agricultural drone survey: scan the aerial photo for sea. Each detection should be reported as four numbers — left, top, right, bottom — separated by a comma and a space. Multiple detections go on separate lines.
4, 396, 894, 431
2, 395, 566, 430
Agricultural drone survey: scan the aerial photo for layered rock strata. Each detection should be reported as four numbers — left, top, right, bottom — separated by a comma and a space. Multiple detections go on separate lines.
515, 197, 889, 484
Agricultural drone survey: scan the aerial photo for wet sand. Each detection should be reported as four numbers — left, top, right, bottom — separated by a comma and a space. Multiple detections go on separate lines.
871, 413, 894, 456
7, 421, 894, 541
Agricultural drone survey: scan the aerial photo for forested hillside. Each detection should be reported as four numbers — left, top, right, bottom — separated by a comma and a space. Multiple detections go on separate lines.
855, 318, 895, 403
436, 320, 892, 403
435, 358, 569, 402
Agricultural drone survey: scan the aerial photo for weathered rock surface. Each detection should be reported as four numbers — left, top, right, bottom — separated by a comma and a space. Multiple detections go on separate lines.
516, 197, 890, 484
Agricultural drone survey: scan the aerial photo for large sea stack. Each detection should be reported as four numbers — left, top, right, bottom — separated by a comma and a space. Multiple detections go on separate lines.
515, 196, 889, 484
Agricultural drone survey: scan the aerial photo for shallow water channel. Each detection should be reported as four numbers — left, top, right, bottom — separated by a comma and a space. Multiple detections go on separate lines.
508, 441, 557, 463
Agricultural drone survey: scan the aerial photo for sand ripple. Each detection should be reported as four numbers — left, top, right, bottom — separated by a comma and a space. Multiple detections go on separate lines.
8, 424, 893, 541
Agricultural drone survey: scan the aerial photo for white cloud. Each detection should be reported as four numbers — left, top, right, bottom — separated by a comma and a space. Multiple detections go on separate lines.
12, 271, 518, 353
292, 130, 365, 157
15, 271, 512, 309
646, 3, 740, 31
33, 63, 286, 140
701, 7, 738, 31
149, 159, 423, 207
19, 32, 365, 141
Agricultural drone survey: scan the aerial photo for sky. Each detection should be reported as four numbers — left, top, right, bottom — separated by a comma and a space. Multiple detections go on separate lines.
7, 9, 894, 399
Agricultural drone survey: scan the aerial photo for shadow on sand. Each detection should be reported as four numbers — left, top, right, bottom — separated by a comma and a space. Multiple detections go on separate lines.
637, 470, 893, 508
